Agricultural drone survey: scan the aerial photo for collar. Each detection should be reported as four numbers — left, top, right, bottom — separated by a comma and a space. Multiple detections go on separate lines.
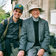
32, 16, 39, 21
9, 15, 20, 24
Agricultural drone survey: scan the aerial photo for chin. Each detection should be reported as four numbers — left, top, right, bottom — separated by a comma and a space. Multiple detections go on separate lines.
34, 16, 38, 18
15, 17, 19, 19
16, 18, 19, 19
34, 17, 38, 18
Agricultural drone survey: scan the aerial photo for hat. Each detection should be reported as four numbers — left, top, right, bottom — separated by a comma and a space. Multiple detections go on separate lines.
29, 4, 44, 13
14, 4, 23, 12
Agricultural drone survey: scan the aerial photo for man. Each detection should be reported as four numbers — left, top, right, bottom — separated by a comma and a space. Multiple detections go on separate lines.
17, 4, 51, 56
0, 4, 23, 56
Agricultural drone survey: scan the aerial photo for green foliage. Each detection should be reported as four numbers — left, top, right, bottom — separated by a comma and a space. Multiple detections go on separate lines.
50, 52, 56, 56
0, 7, 10, 22
50, 32, 55, 36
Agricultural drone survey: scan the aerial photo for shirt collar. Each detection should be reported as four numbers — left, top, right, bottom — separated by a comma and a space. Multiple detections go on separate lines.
32, 16, 39, 21
9, 15, 20, 24
9, 15, 13, 24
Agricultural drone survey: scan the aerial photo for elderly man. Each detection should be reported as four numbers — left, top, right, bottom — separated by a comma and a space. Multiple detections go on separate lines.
0, 4, 23, 56
17, 4, 51, 56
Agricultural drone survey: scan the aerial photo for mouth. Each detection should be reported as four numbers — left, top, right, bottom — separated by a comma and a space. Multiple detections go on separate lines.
34, 13, 38, 15
16, 14, 19, 16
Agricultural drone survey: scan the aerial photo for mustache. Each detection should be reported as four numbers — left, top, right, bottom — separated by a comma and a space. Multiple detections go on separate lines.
34, 13, 38, 15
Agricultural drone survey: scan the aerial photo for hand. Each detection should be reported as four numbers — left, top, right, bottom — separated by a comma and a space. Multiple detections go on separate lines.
17, 50, 25, 56
0, 51, 3, 56
37, 49, 45, 56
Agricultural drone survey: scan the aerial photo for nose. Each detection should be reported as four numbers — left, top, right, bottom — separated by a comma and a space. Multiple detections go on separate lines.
17, 12, 19, 14
34, 11, 38, 13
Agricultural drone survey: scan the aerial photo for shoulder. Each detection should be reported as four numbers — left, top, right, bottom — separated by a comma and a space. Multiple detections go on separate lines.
1, 19, 7, 25
21, 18, 31, 26
19, 19, 23, 23
20, 19, 23, 21
19, 19, 23, 27
39, 17, 48, 23
23, 17, 31, 22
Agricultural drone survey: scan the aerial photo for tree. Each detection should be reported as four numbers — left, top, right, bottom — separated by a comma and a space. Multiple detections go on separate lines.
0, 7, 10, 22
0, 0, 7, 7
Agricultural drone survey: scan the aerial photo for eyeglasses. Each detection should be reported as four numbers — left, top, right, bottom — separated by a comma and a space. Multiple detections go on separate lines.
14, 10, 22, 13
32, 9, 40, 12
32, 10, 39, 11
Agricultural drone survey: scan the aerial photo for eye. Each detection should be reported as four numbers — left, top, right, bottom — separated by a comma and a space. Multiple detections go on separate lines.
19, 11, 22, 13
15, 10, 18, 12
15, 10, 22, 13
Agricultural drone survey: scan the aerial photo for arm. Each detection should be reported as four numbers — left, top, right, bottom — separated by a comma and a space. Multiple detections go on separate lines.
0, 23, 5, 56
0, 23, 5, 50
41, 21, 50, 51
37, 21, 50, 56
17, 20, 27, 56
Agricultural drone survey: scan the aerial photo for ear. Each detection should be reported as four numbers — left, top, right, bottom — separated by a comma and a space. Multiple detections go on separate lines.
13, 9, 14, 12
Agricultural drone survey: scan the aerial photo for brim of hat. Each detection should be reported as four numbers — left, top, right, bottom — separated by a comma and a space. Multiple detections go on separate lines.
29, 8, 44, 13
14, 7, 23, 12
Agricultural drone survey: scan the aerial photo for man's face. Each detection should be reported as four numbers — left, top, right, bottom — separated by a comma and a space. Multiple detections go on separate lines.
31, 8, 40, 18
13, 8, 22, 19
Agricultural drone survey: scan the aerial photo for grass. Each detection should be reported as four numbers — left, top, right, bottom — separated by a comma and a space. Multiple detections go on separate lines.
50, 52, 56, 56
50, 45, 56, 56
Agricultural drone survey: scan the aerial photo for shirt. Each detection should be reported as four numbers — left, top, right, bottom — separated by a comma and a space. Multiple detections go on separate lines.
6, 16, 22, 39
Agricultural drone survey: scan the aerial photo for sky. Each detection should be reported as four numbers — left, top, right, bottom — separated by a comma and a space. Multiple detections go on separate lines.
2, 0, 12, 12
0, 0, 6, 7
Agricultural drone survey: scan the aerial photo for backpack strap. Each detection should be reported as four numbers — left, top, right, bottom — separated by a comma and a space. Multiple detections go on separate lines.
1, 18, 10, 40
1, 20, 4, 25
1, 18, 22, 40
3, 18, 10, 38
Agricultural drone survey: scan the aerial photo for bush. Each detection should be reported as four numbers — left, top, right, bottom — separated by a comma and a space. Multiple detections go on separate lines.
0, 7, 10, 22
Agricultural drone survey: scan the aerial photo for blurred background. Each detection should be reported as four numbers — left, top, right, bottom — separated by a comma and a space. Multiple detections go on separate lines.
0, 0, 56, 56
0, 0, 12, 22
